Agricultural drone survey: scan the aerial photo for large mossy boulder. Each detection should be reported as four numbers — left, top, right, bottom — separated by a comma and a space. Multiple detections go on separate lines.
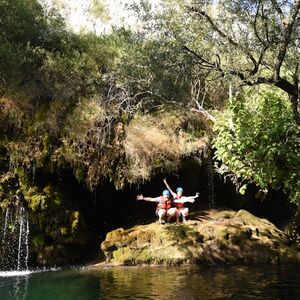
101, 209, 300, 265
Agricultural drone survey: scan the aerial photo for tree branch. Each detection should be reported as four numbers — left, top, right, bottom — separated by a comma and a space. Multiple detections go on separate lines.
189, 7, 238, 47
191, 107, 215, 122
183, 45, 267, 86
254, 0, 267, 46
186, 1, 300, 124
273, 0, 300, 81
270, 0, 285, 21
183, 46, 215, 69
189, 6, 258, 69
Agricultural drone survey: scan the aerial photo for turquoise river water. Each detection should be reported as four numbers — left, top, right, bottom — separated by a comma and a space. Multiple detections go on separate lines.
0, 264, 299, 299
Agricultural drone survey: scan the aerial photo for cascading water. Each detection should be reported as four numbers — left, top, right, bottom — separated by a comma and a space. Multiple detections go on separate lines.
1, 200, 30, 271
25, 213, 30, 270
206, 154, 216, 209
3, 208, 9, 241
31, 165, 36, 183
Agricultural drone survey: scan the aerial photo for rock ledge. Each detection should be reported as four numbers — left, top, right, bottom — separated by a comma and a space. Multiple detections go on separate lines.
101, 209, 300, 265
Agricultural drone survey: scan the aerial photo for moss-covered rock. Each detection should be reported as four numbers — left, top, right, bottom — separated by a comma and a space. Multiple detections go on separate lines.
0, 169, 90, 267
101, 209, 300, 265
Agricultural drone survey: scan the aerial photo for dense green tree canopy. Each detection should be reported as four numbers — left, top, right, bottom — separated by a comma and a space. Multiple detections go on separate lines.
132, 0, 300, 121
0, 0, 300, 212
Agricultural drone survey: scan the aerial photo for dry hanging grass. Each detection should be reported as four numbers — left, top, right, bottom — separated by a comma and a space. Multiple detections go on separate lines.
124, 111, 208, 182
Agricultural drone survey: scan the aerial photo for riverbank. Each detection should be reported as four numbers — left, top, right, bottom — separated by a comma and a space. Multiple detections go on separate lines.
101, 209, 300, 266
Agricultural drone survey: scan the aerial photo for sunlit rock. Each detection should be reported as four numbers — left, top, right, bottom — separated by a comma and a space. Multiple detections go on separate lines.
101, 209, 300, 265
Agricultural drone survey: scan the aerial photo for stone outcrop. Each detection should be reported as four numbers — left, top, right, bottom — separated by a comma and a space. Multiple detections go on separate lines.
101, 209, 300, 265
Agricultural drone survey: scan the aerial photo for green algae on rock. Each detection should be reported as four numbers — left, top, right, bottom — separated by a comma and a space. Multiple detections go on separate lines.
101, 209, 300, 265
0, 169, 90, 267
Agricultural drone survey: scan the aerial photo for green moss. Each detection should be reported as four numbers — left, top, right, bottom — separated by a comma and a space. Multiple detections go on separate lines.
102, 210, 300, 266
70, 211, 80, 232
111, 247, 148, 265
0, 169, 90, 266
32, 235, 45, 249
110, 246, 187, 266
136, 230, 154, 245
214, 226, 229, 241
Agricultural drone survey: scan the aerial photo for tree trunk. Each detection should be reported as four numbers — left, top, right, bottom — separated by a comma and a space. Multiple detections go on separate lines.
290, 93, 300, 125
274, 77, 300, 125
291, 69, 300, 125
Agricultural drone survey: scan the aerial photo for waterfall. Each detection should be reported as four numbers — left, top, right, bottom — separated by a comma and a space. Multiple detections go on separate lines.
2, 208, 9, 241
32, 165, 36, 182
16, 204, 30, 271
1, 202, 30, 271
1, 207, 10, 255
25, 212, 30, 270
207, 154, 216, 208
17, 214, 23, 270
17, 206, 25, 271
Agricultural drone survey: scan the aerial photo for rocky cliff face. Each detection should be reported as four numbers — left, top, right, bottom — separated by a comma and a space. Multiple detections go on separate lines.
101, 209, 300, 265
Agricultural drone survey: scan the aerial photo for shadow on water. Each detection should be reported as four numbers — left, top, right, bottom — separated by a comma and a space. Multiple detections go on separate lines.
1, 264, 300, 300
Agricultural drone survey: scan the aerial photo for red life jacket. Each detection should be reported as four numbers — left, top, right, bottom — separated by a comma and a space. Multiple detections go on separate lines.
174, 195, 185, 209
157, 196, 172, 210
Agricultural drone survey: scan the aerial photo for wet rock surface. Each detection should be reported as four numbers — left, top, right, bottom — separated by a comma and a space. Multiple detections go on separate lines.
101, 209, 300, 265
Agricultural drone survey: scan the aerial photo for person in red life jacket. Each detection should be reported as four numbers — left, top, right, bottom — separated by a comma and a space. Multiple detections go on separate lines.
163, 178, 199, 222
136, 190, 177, 224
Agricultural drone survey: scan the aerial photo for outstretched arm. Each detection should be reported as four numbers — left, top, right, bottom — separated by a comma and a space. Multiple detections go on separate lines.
163, 178, 176, 198
191, 192, 200, 199
174, 193, 199, 203
136, 195, 159, 202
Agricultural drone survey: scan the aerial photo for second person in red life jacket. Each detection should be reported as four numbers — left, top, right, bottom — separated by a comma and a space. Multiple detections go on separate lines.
136, 190, 177, 224
163, 178, 199, 222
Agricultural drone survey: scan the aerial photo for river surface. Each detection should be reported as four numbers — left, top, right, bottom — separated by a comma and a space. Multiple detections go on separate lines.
0, 264, 299, 300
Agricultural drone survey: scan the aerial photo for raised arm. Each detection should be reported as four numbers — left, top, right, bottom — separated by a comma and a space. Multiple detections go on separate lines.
163, 178, 176, 198
136, 195, 159, 202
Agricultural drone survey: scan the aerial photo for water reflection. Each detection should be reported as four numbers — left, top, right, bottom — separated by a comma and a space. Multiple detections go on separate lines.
0, 275, 28, 300
0, 269, 99, 300
0, 265, 299, 300
93, 265, 300, 300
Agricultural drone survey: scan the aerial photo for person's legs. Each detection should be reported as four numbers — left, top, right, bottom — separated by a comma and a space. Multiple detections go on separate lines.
181, 208, 189, 222
175, 208, 180, 222
157, 209, 166, 224
166, 207, 177, 222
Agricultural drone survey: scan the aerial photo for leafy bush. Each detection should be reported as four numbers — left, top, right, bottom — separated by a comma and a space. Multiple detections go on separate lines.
213, 87, 300, 208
